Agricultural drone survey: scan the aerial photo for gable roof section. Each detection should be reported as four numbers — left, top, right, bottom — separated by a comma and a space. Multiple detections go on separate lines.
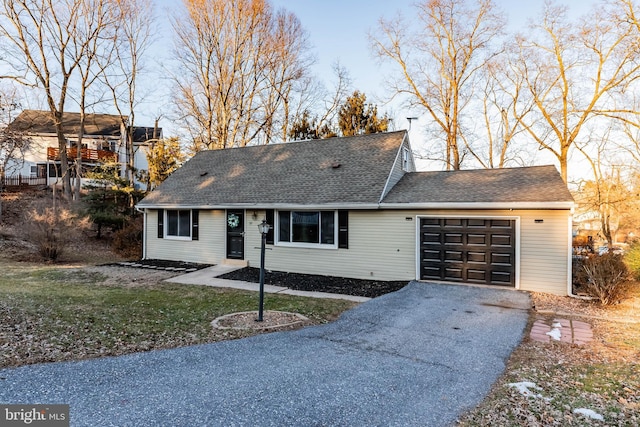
8, 109, 123, 136
382, 165, 574, 209
138, 131, 408, 208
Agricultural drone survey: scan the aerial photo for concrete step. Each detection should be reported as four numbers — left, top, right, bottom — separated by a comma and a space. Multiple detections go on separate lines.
221, 258, 249, 267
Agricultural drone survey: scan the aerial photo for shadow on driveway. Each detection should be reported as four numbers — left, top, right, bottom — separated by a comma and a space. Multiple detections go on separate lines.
0, 282, 530, 427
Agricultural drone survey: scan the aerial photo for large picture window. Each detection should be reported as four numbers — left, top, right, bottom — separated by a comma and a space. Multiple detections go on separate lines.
278, 210, 336, 247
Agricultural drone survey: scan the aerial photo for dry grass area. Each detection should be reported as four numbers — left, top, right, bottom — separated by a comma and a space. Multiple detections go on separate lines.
459, 286, 640, 426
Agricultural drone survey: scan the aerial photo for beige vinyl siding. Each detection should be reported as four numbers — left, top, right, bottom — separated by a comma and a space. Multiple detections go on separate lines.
145, 209, 226, 264
144, 207, 572, 295
517, 210, 571, 295
245, 210, 417, 281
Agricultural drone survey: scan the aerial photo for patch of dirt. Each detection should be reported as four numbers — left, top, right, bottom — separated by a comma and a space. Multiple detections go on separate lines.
532, 285, 640, 324
219, 267, 409, 298
212, 311, 310, 330
81, 265, 182, 287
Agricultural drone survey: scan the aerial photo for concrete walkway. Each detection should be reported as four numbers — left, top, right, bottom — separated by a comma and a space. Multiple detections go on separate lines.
0, 282, 530, 427
165, 265, 371, 303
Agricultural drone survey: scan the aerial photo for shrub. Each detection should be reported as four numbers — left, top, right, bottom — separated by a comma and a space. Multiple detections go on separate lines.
582, 252, 633, 305
572, 256, 590, 294
112, 215, 143, 259
25, 201, 90, 262
624, 242, 640, 281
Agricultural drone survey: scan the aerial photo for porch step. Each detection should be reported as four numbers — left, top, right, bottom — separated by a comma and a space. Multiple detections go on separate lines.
221, 258, 249, 268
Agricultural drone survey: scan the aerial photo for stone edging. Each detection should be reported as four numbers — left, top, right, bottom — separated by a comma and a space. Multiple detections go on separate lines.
211, 311, 310, 330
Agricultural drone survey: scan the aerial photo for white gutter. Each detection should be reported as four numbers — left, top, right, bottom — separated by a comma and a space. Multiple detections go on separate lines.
135, 203, 382, 210
136, 201, 575, 211
379, 201, 575, 210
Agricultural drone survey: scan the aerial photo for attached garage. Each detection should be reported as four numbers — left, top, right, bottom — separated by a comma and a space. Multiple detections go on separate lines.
138, 130, 576, 295
419, 217, 516, 287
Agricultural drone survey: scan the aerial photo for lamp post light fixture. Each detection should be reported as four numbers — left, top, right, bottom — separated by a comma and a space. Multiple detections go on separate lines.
256, 219, 271, 322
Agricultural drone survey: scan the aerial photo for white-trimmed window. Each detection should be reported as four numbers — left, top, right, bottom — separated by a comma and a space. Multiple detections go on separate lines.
157, 209, 199, 241
402, 148, 411, 171
277, 210, 337, 248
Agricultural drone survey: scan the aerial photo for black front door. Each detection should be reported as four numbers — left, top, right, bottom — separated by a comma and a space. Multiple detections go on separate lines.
226, 210, 245, 259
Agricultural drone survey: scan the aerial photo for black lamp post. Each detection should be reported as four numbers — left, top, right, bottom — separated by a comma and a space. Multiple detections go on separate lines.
256, 219, 271, 322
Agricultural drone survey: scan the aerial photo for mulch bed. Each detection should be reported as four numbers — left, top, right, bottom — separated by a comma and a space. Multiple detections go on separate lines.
219, 267, 409, 298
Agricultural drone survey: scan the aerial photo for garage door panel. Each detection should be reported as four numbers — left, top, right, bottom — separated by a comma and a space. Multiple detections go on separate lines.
444, 267, 463, 280
422, 249, 441, 261
491, 271, 513, 284
445, 250, 463, 261
467, 251, 486, 264
421, 218, 440, 227
420, 218, 515, 287
490, 234, 512, 247
467, 269, 487, 282
467, 219, 487, 227
444, 218, 463, 227
444, 233, 463, 244
421, 232, 441, 244
491, 219, 512, 228
491, 253, 512, 265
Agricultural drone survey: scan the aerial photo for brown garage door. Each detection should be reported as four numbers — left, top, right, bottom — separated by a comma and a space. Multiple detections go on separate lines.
419, 218, 516, 287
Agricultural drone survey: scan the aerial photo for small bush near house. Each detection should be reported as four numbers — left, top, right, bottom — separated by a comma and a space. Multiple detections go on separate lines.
112, 215, 143, 259
581, 252, 633, 305
624, 241, 640, 280
24, 201, 91, 261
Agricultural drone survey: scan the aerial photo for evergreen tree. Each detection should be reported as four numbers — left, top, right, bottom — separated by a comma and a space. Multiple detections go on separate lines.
338, 91, 390, 136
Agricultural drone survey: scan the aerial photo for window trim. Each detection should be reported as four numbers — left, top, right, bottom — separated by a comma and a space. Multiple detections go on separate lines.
164, 209, 193, 241
402, 148, 411, 171
275, 210, 338, 249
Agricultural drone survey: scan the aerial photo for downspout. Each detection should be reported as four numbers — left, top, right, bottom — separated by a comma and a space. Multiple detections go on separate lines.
136, 207, 147, 260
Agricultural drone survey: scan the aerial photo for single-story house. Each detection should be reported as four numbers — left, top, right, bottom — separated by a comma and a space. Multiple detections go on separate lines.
137, 131, 575, 295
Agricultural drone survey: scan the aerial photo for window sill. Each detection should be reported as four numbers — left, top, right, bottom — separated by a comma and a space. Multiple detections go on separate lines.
164, 235, 192, 241
275, 242, 338, 250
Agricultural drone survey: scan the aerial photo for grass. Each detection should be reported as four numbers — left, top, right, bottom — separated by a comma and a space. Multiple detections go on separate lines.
0, 261, 357, 368
459, 293, 640, 426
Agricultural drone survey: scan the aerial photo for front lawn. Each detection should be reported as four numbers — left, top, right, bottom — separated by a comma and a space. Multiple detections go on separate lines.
0, 261, 357, 368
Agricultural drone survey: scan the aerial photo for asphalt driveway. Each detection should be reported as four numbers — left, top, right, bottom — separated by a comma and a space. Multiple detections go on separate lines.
0, 282, 530, 426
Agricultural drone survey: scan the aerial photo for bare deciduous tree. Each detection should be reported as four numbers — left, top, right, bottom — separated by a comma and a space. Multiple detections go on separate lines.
475, 53, 535, 168
514, 0, 640, 182
99, 0, 155, 188
370, 0, 505, 170
72, 0, 121, 201
0, 0, 122, 199
171, 0, 312, 150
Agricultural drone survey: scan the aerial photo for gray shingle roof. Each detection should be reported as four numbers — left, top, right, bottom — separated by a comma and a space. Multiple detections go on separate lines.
8, 109, 160, 141
381, 165, 574, 204
138, 131, 407, 207
9, 110, 123, 136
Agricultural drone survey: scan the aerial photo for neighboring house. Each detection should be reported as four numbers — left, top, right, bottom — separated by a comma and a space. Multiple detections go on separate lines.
3, 109, 161, 189
137, 131, 575, 295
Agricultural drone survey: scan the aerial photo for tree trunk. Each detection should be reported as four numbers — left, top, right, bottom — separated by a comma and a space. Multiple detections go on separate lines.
74, 114, 85, 201
54, 119, 72, 199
